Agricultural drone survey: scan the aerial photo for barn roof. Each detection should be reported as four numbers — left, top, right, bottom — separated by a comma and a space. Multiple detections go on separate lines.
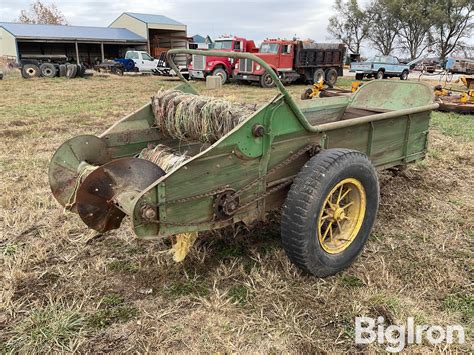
192, 34, 206, 43
0, 22, 147, 42
123, 12, 185, 26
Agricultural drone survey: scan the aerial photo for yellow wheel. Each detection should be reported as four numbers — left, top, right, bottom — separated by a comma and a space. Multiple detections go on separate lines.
282, 149, 379, 277
318, 178, 366, 254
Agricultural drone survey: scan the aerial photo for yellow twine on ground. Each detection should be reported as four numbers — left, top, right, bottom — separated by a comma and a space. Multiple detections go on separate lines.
171, 232, 199, 262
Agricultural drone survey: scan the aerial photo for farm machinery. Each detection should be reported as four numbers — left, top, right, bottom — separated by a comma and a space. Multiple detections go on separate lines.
434, 75, 474, 114
49, 49, 438, 277
301, 80, 362, 100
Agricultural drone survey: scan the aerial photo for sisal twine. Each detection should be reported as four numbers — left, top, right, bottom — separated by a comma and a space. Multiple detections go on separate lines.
151, 89, 256, 143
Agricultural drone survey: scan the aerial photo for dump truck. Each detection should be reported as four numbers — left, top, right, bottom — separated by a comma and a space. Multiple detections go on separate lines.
188, 36, 257, 84
233, 39, 345, 88
49, 49, 438, 277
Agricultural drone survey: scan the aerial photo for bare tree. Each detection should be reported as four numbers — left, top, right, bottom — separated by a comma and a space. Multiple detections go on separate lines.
327, 0, 371, 54
367, 0, 401, 55
431, 0, 473, 61
394, 0, 434, 60
16, 1, 68, 25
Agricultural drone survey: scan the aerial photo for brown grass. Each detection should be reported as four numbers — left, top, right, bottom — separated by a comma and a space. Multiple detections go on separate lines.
0, 71, 472, 352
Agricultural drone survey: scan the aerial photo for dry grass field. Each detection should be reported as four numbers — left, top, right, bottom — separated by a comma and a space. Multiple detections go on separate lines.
1, 71, 472, 352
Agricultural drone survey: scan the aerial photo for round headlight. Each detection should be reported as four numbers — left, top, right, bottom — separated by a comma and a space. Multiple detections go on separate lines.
256, 64, 261, 70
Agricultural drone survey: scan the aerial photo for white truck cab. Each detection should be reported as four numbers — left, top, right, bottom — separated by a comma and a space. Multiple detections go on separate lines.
125, 51, 160, 72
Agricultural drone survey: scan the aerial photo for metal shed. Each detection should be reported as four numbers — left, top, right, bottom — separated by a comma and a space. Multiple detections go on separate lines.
0, 22, 147, 65
109, 12, 188, 65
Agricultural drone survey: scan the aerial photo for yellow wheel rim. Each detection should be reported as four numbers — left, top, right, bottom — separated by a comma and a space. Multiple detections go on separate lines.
317, 178, 366, 254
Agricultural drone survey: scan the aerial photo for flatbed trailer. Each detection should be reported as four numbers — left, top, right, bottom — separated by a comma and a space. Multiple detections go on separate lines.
49, 49, 438, 277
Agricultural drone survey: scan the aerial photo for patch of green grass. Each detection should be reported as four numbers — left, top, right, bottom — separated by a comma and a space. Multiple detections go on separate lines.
215, 243, 245, 259
340, 274, 365, 288
428, 147, 442, 160
442, 293, 474, 321
102, 293, 124, 307
228, 285, 250, 305
5, 299, 85, 353
415, 159, 429, 170
333, 76, 354, 88
164, 279, 209, 298
431, 111, 474, 141
107, 259, 139, 273
243, 259, 260, 274
87, 294, 138, 329
2, 243, 18, 256
370, 294, 401, 317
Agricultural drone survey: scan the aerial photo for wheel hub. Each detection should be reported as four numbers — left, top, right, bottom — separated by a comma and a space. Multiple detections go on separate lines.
332, 207, 345, 221
317, 178, 366, 254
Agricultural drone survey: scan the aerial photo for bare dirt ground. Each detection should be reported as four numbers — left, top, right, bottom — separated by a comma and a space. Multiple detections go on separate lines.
1, 71, 472, 352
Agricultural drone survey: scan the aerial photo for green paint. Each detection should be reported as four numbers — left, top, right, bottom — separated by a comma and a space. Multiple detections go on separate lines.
50, 49, 438, 239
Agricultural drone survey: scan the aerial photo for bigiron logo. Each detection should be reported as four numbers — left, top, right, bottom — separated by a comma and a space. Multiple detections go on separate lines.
354, 316, 465, 352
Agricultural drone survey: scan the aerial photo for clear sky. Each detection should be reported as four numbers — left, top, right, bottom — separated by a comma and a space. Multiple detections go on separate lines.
1, 0, 472, 57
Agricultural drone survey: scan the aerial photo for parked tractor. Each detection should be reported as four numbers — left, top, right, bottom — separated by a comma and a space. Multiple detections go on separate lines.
233, 39, 345, 88
188, 36, 257, 84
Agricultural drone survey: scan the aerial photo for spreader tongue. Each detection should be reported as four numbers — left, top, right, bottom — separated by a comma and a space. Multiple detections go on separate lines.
75, 158, 165, 233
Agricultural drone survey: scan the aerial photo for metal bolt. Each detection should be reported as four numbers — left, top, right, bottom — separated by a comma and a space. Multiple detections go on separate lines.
142, 206, 156, 220
252, 124, 265, 137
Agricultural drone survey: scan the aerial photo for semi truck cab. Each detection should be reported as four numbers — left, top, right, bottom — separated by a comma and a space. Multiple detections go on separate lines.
189, 36, 257, 84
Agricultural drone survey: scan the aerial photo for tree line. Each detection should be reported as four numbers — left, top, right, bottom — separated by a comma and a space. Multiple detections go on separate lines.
327, 0, 473, 60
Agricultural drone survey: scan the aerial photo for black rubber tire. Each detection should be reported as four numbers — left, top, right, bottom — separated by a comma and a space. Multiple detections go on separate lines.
260, 70, 276, 88
400, 70, 409, 80
59, 64, 67, 77
111, 66, 124, 76
39, 63, 56, 78
21, 64, 40, 79
212, 67, 228, 84
76, 64, 83, 77
325, 68, 338, 87
66, 64, 77, 78
313, 69, 325, 84
281, 149, 379, 277
376, 70, 384, 80
301, 88, 313, 100
355, 73, 364, 81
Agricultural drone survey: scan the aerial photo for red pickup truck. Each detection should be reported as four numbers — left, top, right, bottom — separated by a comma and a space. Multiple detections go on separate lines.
233, 39, 345, 87
189, 36, 257, 84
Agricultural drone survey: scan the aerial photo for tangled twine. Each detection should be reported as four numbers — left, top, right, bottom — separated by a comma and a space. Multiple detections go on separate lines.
139, 144, 189, 172
151, 89, 256, 143
65, 164, 98, 211
138, 143, 197, 262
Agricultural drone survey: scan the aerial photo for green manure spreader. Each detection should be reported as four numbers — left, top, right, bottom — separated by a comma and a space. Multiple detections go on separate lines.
49, 49, 438, 277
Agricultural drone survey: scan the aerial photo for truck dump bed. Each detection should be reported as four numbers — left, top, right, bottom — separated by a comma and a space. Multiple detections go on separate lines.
294, 41, 345, 70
